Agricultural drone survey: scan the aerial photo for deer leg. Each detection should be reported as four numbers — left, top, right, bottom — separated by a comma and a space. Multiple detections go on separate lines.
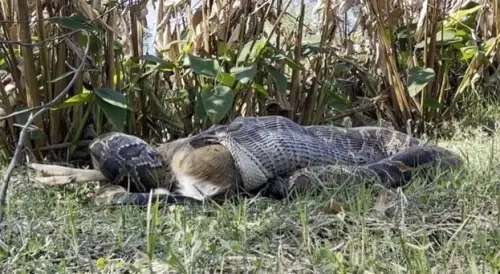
28, 163, 107, 186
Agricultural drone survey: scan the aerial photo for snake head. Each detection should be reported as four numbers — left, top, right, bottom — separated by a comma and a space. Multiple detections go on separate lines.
189, 122, 243, 148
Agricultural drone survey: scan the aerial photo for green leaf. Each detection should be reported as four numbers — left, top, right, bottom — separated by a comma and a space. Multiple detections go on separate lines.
187, 55, 220, 78
215, 72, 237, 87
194, 92, 207, 121
284, 56, 306, 71
301, 43, 320, 58
407, 67, 435, 97
267, 66, 287, 93
328, 91, 350, 112
142, 54, 166, 64
460, 46, 478, 60
334, 62, 352, 72
482, 37, 497, 52
94, 88, 131, 110
201, 86, 235, 124
454, 29, 471, 38
272, 53, 306, 71
435, 29, 462, 45
96, 97, 126, 131
51, 93, 94, 110
398, 51, 410, 64
54, 13, 100, 32
415, 29, 462, 48
395, 23, 417, 39
230, 65, 257, 84
48, 70, 75, 83
423, 97, 442, 109
444, 2, 482, 28
141, 54, 175, 70
216, 41, 229, 57
237, 38, 267, 63
251, 83, 267, 95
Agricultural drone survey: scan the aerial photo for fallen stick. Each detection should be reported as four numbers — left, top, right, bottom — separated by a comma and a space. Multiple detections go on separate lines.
33, 174, 107, 186
28, 163, 107, 186
28, 163, 102, 177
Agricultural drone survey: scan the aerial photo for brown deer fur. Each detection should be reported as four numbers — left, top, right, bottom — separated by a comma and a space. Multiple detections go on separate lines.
30, 137, 242, 202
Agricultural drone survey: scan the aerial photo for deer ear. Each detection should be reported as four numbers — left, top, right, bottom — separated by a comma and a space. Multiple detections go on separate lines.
189, 124, 228, 147
189, 135, 218, 148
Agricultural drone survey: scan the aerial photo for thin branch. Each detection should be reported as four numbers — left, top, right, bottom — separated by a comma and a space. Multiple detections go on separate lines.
39, 140, 92, 151
0, 30, 91, 224
0, 30, 78, 47
0, 70, 76, 122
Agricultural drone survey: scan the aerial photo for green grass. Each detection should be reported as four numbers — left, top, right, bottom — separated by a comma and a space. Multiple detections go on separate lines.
0, 125, 499, 273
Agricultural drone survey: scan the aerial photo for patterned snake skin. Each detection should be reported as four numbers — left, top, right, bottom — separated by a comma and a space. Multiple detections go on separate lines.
189, 116, 463, 197
89, 115, 463, 204
89, 132, 168, 193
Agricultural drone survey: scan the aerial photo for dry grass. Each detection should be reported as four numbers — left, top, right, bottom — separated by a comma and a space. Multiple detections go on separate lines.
0, 114, 499, 273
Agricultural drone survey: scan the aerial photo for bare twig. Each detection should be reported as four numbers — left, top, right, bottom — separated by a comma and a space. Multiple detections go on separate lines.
0, 30, 91, 224
38, 140, 92, 151
0, 30, 79, 47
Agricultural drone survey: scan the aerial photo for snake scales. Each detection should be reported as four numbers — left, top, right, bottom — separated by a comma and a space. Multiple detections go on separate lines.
89, 115, 463, 205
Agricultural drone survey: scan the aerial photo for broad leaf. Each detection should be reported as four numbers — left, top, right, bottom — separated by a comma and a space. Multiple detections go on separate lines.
201, 86, 235, 124
187, 55, 220, 78
301, 43, 321, 58
435, 29, 462, 45
94, 88, 131, 110
141, 54, 175, 70
141, 54, 167, 64
51, 93, 94, 110
272, 54, 306, 71
96, 97, 126, 131
407, 67, 435, 97
454, 29, 471, 39
54, 14, 100, 31
444, 2, 482, 28
395, 23, 417, 39
194, 92, 207, 121
482, 37, 497, 52
415, 29, 462, 48
251, 83, 267, 95
460, 46, 478, 60
216, 41, 229, 57
215, 72, 236, 87
230, 65, 257, 84
237, 38, 267, 63
267, 66, 287, 93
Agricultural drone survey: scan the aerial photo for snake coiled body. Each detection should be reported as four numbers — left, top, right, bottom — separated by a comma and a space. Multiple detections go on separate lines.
190, 116, 463, 196
89, 115, 463, 203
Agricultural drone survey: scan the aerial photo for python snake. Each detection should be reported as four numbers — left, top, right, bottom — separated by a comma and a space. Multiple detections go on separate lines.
88, 116, 463, 205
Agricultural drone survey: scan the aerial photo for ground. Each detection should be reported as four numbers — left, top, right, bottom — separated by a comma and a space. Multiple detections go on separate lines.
0, 123, 499, 273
